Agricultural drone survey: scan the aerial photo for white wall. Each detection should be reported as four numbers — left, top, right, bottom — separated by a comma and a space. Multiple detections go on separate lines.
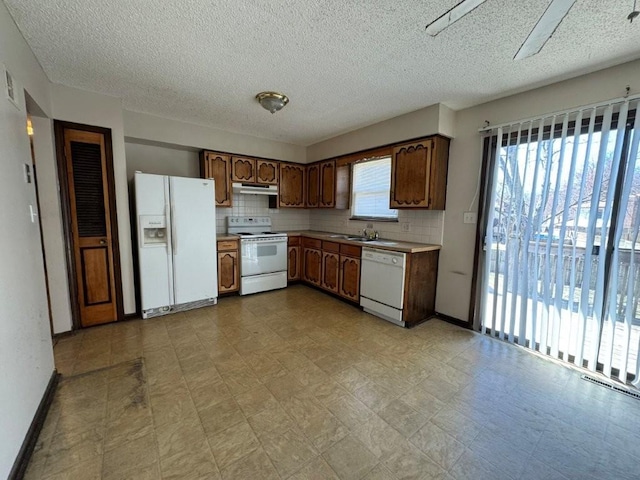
307, 103, 453, 161
124, 110, 306, 163
124, 141, 310, 235
50, 84, 136, 316
437, 58, 640, 322
125, 142, 199, 182
303, 103, 455, 249
0, 3, 55, 477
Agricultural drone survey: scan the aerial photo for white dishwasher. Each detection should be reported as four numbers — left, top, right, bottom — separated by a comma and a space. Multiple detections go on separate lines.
360, 247, 407, 327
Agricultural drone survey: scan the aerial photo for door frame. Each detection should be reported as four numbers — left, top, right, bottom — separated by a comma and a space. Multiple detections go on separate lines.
54, 120, 124, 329
470, 110, 639, 376
468, 135, 495, 330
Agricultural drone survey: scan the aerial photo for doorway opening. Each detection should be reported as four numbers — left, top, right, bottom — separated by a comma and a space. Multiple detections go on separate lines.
54, 121, 123, 328
475, 98, 640, 386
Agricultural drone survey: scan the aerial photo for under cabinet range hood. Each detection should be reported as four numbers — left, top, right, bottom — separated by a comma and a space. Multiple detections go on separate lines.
232, 182, 278, 196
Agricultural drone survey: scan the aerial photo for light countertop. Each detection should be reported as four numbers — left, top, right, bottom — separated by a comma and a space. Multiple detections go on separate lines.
283, 230, 441, 254
216, 234, 240, 241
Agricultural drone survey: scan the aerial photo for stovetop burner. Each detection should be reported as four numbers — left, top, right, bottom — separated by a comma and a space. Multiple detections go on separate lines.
227, 216, 287, 239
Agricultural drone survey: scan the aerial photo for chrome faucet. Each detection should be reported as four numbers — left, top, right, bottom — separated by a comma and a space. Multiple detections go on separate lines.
363, 227, 378, 240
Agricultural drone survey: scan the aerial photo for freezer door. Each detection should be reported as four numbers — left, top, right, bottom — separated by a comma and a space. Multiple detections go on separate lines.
134, 173, 174, 311
169, 176, 218, 304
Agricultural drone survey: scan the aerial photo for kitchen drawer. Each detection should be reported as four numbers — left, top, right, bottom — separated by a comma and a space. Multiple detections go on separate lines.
302, 237, 322, 249
217, 240, 239, 251
340, 244, 361, 257
288, 236, 300, 246
322, 241, 340, 253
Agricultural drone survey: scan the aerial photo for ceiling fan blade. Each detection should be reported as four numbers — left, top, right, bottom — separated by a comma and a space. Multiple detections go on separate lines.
425, 0, 489, 36
514, 0, 576, 60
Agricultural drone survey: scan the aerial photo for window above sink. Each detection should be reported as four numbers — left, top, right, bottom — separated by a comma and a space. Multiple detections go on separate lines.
351, 157, 398, 222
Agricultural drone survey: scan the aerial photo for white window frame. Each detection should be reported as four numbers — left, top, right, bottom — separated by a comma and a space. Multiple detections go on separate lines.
350, 156, 398, 221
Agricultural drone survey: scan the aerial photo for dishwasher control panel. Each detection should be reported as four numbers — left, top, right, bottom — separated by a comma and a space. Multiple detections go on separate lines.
361, 248, 406, 267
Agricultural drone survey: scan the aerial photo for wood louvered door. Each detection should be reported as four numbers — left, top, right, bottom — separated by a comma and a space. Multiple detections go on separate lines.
57, 123, 121, 328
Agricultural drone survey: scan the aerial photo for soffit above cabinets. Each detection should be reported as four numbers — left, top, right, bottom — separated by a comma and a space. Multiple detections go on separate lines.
4, 0, 640, 146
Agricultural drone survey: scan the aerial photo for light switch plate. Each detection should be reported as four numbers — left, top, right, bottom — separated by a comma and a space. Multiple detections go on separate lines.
463, 212, 477, 224
24, 163, 32, 183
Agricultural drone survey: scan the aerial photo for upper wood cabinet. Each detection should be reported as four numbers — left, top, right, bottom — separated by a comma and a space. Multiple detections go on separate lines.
390, 136, 450, 210
231, 156, 256, 183
319, 160, 336, 208
306, 164, 320, 208
306, 159, 340, 209
335, 164, 350, 210
200, 151, 232, 207
256, 160, 278, 185
279, 163, 305, 208
232, 157, 279, 185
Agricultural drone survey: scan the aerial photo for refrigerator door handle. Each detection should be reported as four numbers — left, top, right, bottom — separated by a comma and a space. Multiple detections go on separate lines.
170, 201, 178, 255
164, 202, 170, 251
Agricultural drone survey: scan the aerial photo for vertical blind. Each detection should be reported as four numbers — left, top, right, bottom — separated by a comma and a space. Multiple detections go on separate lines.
351, 157, 397, 219
479, 96, 640, 384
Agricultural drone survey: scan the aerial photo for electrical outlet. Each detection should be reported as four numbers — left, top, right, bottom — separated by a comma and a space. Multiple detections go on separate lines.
463, 212, 477, 224
401, 222, 410, 232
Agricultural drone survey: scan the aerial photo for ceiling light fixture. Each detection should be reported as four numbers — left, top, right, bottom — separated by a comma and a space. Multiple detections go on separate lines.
514, 0, 576, 60
425, 0, 489, 36
256, 91, 289, 114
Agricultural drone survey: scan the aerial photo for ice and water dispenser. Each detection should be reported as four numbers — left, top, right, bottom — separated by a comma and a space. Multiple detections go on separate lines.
139, 215, 167, 247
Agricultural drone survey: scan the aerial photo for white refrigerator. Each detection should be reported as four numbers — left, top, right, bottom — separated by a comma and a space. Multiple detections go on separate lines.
134, 172, 218, 318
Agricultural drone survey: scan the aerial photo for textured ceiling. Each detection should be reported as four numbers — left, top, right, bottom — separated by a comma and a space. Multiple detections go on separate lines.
4, 0, 640, 146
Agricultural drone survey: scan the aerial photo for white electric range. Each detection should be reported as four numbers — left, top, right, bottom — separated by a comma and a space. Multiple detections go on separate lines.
227, 216, 288, 295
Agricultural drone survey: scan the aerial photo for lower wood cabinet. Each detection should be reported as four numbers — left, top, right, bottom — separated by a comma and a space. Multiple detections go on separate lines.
302, 237, 322, 285
321, 251, 339, 292
291, 236, 361, 302
303, 248, 322, 286
288, 236, 301, 282
339, 255, 360, 302
217, 239, 239, 294
402, 250, 439, 326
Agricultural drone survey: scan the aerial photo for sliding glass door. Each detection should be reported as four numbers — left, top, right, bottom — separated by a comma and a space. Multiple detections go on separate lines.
478, 99, 640, 384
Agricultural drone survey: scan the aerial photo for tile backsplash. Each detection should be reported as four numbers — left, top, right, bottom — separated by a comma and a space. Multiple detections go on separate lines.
309, 208, 444, 245
216, 194, 311, 233
216, 193, 444, 245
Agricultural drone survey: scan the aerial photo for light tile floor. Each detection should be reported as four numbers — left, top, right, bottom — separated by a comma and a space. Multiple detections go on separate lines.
25, 285, 640, 480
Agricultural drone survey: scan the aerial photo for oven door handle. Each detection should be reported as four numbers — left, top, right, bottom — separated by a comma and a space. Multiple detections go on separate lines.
243, 239, 287, 246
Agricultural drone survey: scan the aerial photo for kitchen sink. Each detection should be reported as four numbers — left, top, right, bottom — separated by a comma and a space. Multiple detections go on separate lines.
328, 235, 397, 245
328, 234, 372, 241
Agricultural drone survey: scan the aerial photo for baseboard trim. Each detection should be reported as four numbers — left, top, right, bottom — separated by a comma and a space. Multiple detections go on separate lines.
434, 312, 472, 329
9, 370, 59, 480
